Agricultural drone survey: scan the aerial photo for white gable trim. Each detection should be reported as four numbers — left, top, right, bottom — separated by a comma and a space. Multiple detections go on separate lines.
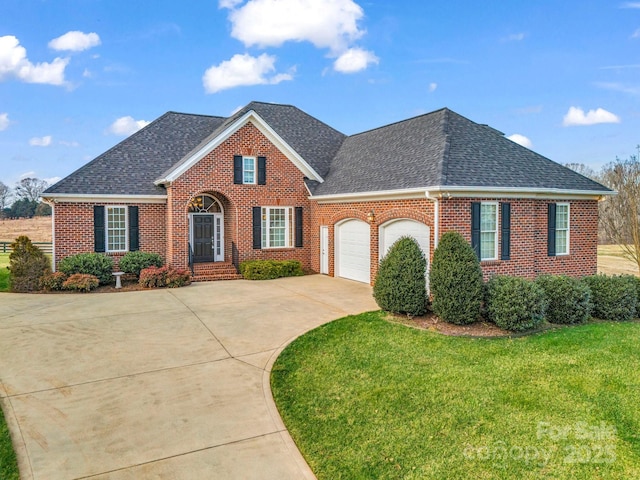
155, 110, 323, 185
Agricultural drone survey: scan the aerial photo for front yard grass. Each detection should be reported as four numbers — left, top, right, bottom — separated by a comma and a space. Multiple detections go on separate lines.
0, 403, 19, 480
0, 254, 9, 292
272, 311, 640, 479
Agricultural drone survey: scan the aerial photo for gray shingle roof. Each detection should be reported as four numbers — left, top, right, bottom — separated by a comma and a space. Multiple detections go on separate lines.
44, 112, 225, 196
310, 108, 611, 195
45, 103, 611, 198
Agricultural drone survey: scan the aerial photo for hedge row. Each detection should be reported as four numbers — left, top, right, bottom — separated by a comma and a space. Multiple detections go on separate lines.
239, 260, 304, 280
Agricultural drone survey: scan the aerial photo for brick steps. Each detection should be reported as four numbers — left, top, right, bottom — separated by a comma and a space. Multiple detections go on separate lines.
191, 262, 242, 282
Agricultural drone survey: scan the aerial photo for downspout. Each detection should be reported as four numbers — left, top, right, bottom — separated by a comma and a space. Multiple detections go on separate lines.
425, 191, 439, 249
42, 198, 55, 271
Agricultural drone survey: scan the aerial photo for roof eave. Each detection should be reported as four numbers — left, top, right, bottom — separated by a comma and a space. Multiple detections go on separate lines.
155, 110, 324, 186
42, 193, 167, 204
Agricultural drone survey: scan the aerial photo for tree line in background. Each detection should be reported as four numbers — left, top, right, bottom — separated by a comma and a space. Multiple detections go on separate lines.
566, 148, 640, 272
0, 177, 51, 219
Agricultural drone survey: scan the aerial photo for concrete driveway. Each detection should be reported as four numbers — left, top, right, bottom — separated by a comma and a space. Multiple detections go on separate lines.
0, 275, 377, 480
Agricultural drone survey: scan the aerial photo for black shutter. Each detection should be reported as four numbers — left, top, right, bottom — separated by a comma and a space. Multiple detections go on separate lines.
500, 202, 511, 261
252, 207, 262, 249
295, 207, 303, 247
258, 156, 266, 185
548, 203, 557, 256
94, 206, 105, 253
471, 202, 481, 259
233, 155, 243, 184
128, 206, 139, 252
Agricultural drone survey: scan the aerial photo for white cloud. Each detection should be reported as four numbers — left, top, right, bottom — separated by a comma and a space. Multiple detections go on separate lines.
0, 35, 68, 86
562, 107, 621, 126
203, 53, 293, 93
29, 135, 52, 147
44, 176, 61, 185
108, 116, 150, 136
19, 171, 36, 179
503, 32, 526, 42
620, 2, 640, 7
507, 133, 533, 148
219, 0, 244, 7
0, 112, 9, 131
594, 81, 640, 95
82, 68, 92, 78
428, 82, 438, 93
333, 47, 378, 73
223, 0, 366, 52
632, 28, 640, 39
59, 140, 80, 147
48, 31, 101, 52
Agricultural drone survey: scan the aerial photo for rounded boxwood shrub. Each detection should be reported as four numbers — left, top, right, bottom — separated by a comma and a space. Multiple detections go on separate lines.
373, 236, 427, 316
536, 275, 592, 325
486, 275, 547, 332
58, 252, 114, 285
581, 274, 636, 322
429, 231, 484, 325
239, 260, 304, 280
119, 251, 164, 277
8, 235, 51, 292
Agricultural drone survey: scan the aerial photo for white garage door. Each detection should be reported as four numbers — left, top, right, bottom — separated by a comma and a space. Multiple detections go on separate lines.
380, 219, 430, 261
336, 219, 370, 283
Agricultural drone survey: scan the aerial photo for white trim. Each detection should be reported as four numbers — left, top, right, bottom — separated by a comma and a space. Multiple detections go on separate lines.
43, 194, 166, 204
242, 156, 257, 184
320, 225, 329, 275
555, 203, 570, 256
105, 205, 128, 253
155, 110, 323, 185
310, 185, 613, 203
480, 202, 499, 261
427, 193, 439, 249
51, 203, 55, 271
261, 206, 293, 249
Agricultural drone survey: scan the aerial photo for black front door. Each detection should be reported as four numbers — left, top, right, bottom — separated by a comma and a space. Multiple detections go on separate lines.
193, 215, 215, 262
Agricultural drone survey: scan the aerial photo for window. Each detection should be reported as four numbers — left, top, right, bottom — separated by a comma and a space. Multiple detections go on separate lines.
261, 207, 293, 248
243, 156, 256, 184
480, 203, 498, 261
106, 206, 127, 252
555, 203, 569, 255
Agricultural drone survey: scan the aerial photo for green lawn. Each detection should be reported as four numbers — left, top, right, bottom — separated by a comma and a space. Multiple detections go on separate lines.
272, 312, 640, 479
0, 404, 19, 480
0, 254, 9, 292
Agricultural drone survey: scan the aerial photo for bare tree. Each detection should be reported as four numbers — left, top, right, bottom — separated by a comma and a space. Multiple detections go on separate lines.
14, 177, 48, 202
599, 155, 640, 273
564, 162, 598, 181
0, 181, 11, 216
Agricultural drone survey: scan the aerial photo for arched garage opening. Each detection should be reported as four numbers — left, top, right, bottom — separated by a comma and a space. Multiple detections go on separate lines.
379, 218, 430, 265
335, 218, 371, 283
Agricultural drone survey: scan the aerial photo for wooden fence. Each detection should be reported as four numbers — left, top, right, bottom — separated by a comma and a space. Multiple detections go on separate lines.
0, 242, 53, 254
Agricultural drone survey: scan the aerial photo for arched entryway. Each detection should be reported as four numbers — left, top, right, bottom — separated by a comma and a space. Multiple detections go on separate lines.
188, 194, 224, 262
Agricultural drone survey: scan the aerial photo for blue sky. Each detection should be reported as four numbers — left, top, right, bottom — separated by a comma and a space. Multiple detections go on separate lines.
1, 0, 638, 190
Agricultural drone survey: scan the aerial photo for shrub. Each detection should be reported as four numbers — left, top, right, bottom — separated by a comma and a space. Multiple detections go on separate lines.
58, 252, 113, 285
623, 275, 640, 315
582, 274, 636, 322
486, 275, 547, 332
373, 236, 427, 316
63, 273, 99, 292
119, 251, 164, 277
8, 235, 51, 292
40, 271, 68, 291
536, 275, 592, 325
429, 231, 484, 325
239, 260, 304, 280
139, 265, 191, 288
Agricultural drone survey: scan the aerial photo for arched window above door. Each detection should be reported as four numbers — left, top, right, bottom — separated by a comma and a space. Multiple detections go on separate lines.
188, 195, 222, 213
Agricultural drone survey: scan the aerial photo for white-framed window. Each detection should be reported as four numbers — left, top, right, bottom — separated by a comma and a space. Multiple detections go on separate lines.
243, 156, 256, 184
106, 206, 127, 252
555, 203, 570, 255
262, 207, 293, 248
480, 202, 498, 261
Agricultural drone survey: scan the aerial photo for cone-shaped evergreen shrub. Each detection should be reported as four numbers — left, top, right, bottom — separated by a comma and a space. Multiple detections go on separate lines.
9, 235, 51, 292
429, 231, 483, 325
373, 236, 427, 316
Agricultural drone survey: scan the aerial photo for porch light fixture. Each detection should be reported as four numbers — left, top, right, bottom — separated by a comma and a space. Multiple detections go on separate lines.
367, 210, 375, 223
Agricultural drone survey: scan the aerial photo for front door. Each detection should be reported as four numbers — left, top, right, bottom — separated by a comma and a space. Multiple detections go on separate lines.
193, 215, 215, 262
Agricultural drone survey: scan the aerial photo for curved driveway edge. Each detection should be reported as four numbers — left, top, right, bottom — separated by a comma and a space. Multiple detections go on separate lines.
0, 275, 377, 480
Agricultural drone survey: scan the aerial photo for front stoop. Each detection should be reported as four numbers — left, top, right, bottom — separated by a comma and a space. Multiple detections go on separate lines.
192, 262, 242, 282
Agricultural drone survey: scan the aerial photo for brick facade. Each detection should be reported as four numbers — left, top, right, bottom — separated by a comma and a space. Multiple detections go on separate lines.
50, 120, 600, 284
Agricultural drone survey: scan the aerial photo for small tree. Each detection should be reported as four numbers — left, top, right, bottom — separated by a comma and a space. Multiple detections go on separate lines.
429, 231, 484, 325
0, 181, 11, 218
14, 177, 48, 202
8, 236, 51, 292
373, 236, 428, 316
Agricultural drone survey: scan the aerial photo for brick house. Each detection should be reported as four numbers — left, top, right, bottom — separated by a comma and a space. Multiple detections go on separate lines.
43, 102, 612, 283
